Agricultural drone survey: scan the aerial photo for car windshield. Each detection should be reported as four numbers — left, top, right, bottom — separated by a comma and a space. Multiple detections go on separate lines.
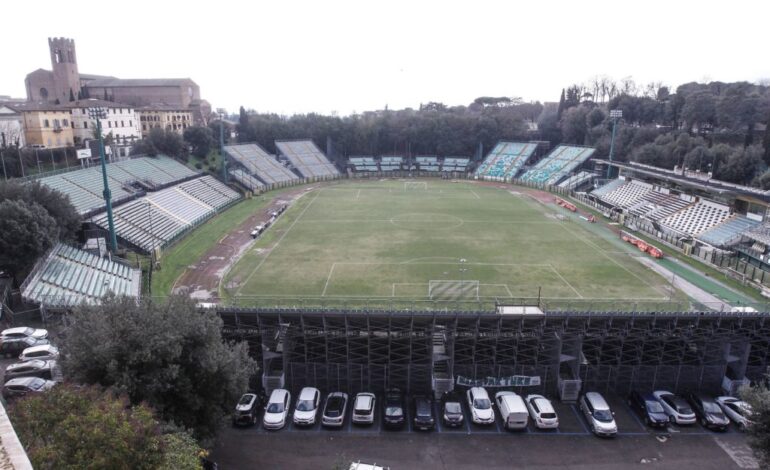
386, 406, 403, 417
473, 398, 491, 410
28, 378, 45, 390
238, 395, 253, 406
266, 403, 284, 413
646, 401, 665, 413
326, 397, 344, 416
297, 399, 316, 412
593, 409, 613, 422
445, 402, 462, 414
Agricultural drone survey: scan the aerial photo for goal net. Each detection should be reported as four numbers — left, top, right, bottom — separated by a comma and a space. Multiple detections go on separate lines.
404, 181, 427, 190
428, 280, 480, 300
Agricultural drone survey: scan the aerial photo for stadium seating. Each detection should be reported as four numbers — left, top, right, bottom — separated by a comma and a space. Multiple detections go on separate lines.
91, 176, 241, 252
520, 146, 596, 186
626, 191, 692, 220
558, 171, 594, 190
596, 180, 652, 208
36, 156, 197, 215
442, 157, 470, 172
380, 156, 403, 171
475, 142, 536, 179
660, 200, 731, 236
590, 178, 624, 198
349, 156, 379, 172
229, 169, 265, 192
275, 140, 339, 177
697, 215, 760, 247
223, 144, 298, 185
21, 243, 141, 307
416, 156, 440, 172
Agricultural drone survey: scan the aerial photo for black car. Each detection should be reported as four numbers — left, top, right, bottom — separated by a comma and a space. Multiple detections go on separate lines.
686, 393, 730, 431
413, 396, 435, 431
232, 393, 261, 426
0, 337, 49, 358
441, 392, 464, 427
383, 388, 406, 429
628, 391, 668, 428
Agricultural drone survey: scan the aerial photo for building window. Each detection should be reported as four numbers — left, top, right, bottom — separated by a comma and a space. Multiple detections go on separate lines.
63, 119, 69, 126
129, 120, 133, 127
84, 122, 88, 129
44, 119, 50, 128
108, 121, 112, 128
53, 119, 60, 128
142, 124, 146, 131
121, 121, 124, 127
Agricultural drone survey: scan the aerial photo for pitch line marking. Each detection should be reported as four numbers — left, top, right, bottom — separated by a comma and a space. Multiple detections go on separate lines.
470, 189, 481, 199
321, 262, 336, 296
356, 189, 361, 199
549, 264, 583, 299
236, 190, 321, 295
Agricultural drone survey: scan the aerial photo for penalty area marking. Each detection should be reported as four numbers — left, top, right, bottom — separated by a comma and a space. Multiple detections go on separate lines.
549, 264, 583, 299
469, 189, 481, 199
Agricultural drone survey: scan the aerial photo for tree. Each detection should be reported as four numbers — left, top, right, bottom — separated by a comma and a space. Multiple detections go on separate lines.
560, 106, 589, 145
132, 128, 187, 159
0, 180, 80, 241
237, 106, 256, 143
741, 379, 770, 467
10, 385, 202, 470
0, 199, 59, 278
715, 145, 764, 184
682, 90, 717, 132
183, 126, 215, 159
62, 295, 257, 439
557, 89, 566, 119
763, 112, 770, 165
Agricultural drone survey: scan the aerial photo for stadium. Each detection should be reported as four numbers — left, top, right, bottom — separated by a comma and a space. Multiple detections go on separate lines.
16, 139, 770, 403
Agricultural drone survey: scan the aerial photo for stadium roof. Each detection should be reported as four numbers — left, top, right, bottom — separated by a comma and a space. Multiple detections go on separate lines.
21, 243, 141, 308
598, 159, 770, 204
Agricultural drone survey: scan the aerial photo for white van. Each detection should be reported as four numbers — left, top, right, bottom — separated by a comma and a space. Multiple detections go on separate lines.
495, 391, 529, 430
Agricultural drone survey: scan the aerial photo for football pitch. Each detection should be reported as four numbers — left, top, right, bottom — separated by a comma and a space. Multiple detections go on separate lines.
222, 180, 686, 309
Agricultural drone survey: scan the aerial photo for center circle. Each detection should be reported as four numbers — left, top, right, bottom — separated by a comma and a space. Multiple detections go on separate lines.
390, 213, 464, 230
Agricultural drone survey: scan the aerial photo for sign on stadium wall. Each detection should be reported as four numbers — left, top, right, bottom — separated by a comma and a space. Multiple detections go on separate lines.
456, 375, 541, 387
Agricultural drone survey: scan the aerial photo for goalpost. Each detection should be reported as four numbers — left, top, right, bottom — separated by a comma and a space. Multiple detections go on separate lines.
428, 280, 480, 300
404, 181, 428, 191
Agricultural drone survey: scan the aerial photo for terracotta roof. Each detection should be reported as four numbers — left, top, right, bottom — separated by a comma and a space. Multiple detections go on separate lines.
86, 78, 195, 88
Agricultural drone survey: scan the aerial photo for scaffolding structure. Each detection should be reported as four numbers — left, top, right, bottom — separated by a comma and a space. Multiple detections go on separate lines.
219, 307, 770, 399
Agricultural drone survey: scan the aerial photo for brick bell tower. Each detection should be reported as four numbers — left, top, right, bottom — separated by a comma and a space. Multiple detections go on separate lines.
48, 37, 81, 103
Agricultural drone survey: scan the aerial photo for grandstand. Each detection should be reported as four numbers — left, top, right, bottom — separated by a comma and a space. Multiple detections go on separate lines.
415, 155, 440, 172
626, 191, 692, 220
36, 156, 199, 216
380, 156, 403, 171
475, 142, 536, 179
593, 179, 652, 209
229, 169, 265, 192
441, 157, 470, 172
91, 175, 241, 252
520, 145, 595, 185
223, 143, 298, 185
21, 243, 141, 307
558, 171, 594, 190
697, 215, 760, 247
659, 200, 731, 236
275, 140, 339, 178
349, 156, 378, 172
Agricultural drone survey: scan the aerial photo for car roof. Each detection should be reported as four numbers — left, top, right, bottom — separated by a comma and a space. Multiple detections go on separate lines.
23, 344, 56, 353
585, 392, 609, 408
355, 394, 374, 407
8, 360, 45, 369
299, 387, 319, 400
4, 377, 41, 386
532, 397, 554, 412
269, 389, 288, 401
470, 387, 488, 395
2, 327, 31, 335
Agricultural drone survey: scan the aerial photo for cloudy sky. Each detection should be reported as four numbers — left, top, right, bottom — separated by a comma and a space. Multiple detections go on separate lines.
3, 0, 769, 116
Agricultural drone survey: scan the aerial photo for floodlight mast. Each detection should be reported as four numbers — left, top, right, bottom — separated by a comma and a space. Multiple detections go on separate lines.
89, 107, 118, 253
606, 109, 622, 179
217, 108, 227, 184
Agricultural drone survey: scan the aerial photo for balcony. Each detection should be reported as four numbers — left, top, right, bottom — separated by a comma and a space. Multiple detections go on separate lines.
53, 127, 63, 133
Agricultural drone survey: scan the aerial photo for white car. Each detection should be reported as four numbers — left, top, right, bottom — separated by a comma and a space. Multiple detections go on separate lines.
19, 344, 59, 362
263, 389, 291, 430
466, 387, 494, 425
580, 392, 617, 437
352, 392, 376, 424
716, 396, 753, 430
525, 394, 559, 429
1, 327, 48, 340
653, 391, 696, 425
293, 387, 321, 426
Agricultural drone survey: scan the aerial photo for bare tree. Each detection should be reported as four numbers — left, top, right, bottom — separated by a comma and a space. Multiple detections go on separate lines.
620, 76, 638, 96
0, 120, 23, 147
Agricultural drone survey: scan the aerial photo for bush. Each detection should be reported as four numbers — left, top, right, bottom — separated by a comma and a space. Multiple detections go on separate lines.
208, 165, 217, 173
195, 162, 203, 170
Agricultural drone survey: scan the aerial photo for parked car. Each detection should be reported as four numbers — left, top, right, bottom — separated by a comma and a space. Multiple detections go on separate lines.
467, 387, 495, 425
525, 394, 559, 429
250, 225, 265, 238
687, 393, 729, 431
1, 327, 48, 340
263, 389, 291, 430
579, 392, 618, 437
2, 377, 56, 399
352, 392, 376, 425
383, 388, 406, 429
4, 360, 55, 380
233, 393, 261, 426
495, 391, 528, 430
322, 392, 349, 427
653, 390, 696, 425
19, 344, 59, 362
0, 337, 49, 358
413, 396, 435, 431
627, 391, 668, 428
441, 392, 464, 427
716, 396, 753, 430
293, 387, 321, 426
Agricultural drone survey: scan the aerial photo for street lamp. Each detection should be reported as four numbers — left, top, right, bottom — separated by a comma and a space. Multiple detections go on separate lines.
606, 109, 622, 179
217, 108, 227, 184
89, 107, 118, 253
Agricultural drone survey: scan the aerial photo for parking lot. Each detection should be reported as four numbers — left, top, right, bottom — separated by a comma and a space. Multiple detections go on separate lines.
229, 391, 743, 438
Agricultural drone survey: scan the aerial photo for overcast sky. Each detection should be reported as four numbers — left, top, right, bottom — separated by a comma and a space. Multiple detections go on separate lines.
3, 0, 769, 116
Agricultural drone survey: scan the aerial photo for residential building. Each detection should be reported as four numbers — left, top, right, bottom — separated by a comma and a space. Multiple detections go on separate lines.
137, 106, 194, 137
11, 102, 74, 148
64, 99, 141, 147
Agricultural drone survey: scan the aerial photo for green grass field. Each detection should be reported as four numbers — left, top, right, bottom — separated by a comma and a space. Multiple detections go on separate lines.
222, 180, 688, 310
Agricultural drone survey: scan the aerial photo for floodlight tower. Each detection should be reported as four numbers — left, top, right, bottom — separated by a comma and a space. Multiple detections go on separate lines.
89, 106, 118, 253
606, 109, 622, 179
217, 108, 228, 184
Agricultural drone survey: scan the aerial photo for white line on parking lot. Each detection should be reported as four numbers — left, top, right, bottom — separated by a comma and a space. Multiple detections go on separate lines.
570, 405, 591, 434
